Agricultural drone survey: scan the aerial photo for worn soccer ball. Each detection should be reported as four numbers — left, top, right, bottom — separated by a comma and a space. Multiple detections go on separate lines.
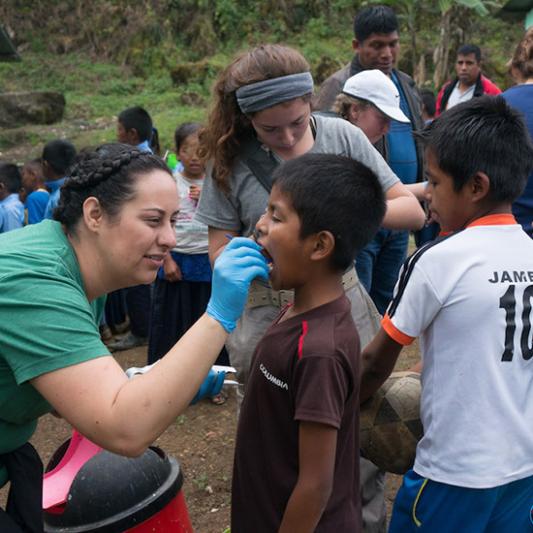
360, 371, 423, 475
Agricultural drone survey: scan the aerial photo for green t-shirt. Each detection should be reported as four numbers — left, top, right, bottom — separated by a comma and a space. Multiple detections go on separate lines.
0, 220, 108, 487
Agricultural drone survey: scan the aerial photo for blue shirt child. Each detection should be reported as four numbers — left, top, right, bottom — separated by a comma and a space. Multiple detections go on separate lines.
25, 189, 50, 224
0, 193, 24, 233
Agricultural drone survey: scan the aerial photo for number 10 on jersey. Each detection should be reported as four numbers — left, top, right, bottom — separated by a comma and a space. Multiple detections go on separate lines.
499, 284, 533, 361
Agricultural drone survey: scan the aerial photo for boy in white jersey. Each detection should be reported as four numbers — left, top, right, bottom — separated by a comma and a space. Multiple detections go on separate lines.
361, 96, 533, 532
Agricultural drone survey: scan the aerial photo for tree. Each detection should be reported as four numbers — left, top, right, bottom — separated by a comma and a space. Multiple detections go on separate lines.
432, 0, 494, 87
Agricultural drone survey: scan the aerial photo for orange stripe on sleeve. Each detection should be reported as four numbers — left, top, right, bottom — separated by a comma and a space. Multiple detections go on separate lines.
382, 314, 415, 346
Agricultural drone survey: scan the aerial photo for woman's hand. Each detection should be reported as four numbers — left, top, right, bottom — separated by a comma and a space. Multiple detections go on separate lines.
206, 237, 269, 332
163, 254, 182, 282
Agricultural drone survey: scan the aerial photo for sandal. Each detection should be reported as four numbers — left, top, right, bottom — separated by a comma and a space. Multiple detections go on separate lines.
210, 392, 227, 405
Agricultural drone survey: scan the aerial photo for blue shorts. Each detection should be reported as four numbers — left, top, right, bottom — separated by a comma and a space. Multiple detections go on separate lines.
389, 469, 533, 532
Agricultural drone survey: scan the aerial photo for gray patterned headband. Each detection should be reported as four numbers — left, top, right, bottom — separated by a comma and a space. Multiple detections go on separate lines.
235, 72, 314, 114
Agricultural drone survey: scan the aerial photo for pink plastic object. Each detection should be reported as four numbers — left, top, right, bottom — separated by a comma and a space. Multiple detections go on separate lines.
42, 430, 102, 510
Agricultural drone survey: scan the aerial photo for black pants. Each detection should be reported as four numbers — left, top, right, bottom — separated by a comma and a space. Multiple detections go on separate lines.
126, 284, 152, 338
147, 278, 228, 366
0, 442, 44, 532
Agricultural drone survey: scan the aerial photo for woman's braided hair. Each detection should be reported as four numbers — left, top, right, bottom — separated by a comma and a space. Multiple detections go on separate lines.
54, 143, 171, 234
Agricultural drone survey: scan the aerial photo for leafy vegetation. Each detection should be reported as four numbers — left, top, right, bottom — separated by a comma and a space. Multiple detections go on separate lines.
0, 0, 525, 156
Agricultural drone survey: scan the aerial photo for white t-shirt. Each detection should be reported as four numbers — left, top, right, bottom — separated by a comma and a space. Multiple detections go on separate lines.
446, 82, 475, 110
383, 214, 533, 488
173, 171, 208, 254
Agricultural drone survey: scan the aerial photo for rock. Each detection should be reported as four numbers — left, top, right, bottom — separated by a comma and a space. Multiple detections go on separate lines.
170, 60, 211, 86
0, 91, 66, 127
180, 91, 205, 107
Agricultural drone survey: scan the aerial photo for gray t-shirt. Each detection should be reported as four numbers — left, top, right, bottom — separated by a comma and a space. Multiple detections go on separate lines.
196, 114, 399, 237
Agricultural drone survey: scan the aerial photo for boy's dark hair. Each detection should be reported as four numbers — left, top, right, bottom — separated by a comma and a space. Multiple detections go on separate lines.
118, 106, 153, 143
420, 89, 436, 118
42, 140, 77, 176
273, 154, 386, 272
0, 163, 22, 193
419, 96, 533, 203
353, 5, 398, 43
457, 44, 481, 63
174, 122, 202, 152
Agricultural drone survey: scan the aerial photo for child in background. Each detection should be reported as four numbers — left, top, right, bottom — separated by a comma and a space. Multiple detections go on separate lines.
116, 106, 154, 154
0, 163, 24, 233
42, 139, 77, 220
420, 88, 436, 125
20, 158, 49, 224
232, 153, 386, 532
361, 96, 533, 532
107, 106, 155, 351
148, 122, 229, 403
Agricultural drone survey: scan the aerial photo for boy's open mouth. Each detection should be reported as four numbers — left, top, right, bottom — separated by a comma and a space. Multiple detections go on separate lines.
260, 247, 274, 273
252, 230, 274, 273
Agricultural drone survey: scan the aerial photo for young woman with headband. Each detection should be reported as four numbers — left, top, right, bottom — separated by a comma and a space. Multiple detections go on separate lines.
197, 44, 424, 387
0, 143, 268, 531
196, 44, 424, 532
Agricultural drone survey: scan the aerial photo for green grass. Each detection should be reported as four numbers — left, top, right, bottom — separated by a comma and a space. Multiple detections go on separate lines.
0, 51, 212, 155
0, 31, 349, 156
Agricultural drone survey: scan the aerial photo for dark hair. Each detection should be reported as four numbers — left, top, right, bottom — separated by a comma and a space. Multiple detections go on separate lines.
54, 143, 171, 234
42, 140, 77, 176
0, 163, 22, 193
418, 96, 533, 203
118, 106, 153, 143
353, 5, 398, 42
174, 122, 202, 152
509, 27, 533, 81
150, 126, 161, 155
457, 44, 481, 63
420, 89, 436, 118
272, 153, 386, 271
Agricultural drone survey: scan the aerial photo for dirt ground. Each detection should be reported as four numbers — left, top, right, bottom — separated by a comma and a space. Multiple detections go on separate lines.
1, 341, 419, 532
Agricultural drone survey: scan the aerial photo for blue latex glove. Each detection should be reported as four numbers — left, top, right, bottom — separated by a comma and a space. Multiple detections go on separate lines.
206, 237, 269, 333
190, 368, 226, 404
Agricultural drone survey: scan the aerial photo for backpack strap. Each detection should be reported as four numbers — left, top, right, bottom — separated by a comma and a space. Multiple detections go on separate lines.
241, 136, 280, 193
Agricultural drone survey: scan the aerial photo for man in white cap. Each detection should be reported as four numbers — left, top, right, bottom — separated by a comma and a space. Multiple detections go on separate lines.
333, 69, 410, 144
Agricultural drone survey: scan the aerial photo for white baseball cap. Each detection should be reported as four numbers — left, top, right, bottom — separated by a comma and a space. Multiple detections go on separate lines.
342, 70, 410, 124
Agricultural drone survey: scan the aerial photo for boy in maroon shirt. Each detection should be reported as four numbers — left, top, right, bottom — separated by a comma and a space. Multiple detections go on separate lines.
231, 153, 386, 532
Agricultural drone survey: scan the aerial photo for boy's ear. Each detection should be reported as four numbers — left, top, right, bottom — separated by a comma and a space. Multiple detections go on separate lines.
469, 171, 491, 203
82, 196, 104, 232
310, 230, 335, 261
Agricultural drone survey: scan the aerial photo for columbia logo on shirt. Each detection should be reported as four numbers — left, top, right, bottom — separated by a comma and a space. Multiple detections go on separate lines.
259, 363, 288, 390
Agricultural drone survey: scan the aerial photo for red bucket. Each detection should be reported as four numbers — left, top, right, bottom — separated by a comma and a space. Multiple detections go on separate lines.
127, 490, 192, 532
44, 445, 193, 532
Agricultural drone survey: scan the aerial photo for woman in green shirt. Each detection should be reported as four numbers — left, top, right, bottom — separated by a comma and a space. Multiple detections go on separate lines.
0, 143, 268, 532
